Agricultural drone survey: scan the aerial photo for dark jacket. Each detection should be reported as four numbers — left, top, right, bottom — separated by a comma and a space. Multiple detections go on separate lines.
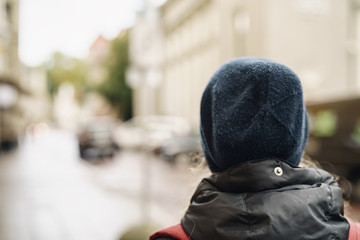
152, 159, 350, 240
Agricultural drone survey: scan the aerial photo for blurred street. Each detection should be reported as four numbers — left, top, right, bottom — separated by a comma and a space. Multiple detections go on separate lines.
0, 129, 204, 240
0, 0, 358, 239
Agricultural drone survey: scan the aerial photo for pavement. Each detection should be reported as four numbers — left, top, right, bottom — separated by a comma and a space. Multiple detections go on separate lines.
0, 129, 209, 240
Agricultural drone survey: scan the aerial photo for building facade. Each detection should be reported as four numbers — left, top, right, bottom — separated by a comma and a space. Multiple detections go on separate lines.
157, 0, 360, 128
87, 35, 110, 86
0, 0, 21, 149
128, 2, 164, 117
0, 0, 19, 78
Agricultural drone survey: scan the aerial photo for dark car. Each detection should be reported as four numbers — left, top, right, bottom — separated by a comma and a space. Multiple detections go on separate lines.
158, 135, 202, 167
78, 117, 119, 161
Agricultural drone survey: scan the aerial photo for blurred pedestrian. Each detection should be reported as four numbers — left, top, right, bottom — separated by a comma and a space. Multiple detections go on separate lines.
150, 57, 357, 240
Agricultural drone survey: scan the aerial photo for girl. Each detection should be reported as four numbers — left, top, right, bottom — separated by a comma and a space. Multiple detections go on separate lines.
150, 57, 358, 240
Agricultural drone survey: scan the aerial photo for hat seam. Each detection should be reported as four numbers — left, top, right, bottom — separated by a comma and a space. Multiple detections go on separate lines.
233, 106, 268, 135
269, 91, 302, 108
268, 108, 296, 141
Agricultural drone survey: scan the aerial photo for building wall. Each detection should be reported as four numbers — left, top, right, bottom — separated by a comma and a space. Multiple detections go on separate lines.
19, 66, 50, 124
87, 35, 110, 86
155, 0, 359, 129
0, 0, 6, 72
351, 0, 360, 93
0, 0, 21, 146
160, 0, 227, 127
128, 4, 165, 117
0, 0, 19, 78
261, 0, 349, 103
160, 0, 264, 127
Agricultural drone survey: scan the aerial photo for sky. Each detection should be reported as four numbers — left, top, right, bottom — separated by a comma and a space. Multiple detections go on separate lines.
19, 0, 165, 66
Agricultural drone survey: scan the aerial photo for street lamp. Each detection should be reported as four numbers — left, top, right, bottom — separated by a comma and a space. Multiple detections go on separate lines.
126, 66, 164, 223
125, 0, 165, 225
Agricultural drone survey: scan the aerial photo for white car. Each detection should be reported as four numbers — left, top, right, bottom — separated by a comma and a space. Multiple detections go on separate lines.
113, 115, 191, 150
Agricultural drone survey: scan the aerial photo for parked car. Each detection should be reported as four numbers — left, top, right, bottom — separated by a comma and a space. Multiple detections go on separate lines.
158, 135, 202, 167
77, 117, 119, 160
113, 115, 191, 150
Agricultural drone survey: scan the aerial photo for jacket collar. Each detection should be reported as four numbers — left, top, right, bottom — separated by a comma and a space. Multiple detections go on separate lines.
198, 159, 337, 194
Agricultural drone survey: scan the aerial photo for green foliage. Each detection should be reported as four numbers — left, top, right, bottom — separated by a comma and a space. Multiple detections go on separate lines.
312, 110, 337, 137
351, 120, 360, 145
98, 30, 133, 121
43, 32, 133, 120
44, 52, 88, 97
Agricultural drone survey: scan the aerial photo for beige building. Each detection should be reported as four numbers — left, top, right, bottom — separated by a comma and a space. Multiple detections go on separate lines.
0, 0, 22, 149
0, 0, 19, 78
128, 3, 164, 117
87, 35, 110, 86
19, 66, 50, 123
81, 35, 116, 121
157, 0, 360, 128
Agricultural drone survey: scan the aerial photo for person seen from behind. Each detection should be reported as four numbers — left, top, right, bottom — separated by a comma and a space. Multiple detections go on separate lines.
150, 57, 360, 240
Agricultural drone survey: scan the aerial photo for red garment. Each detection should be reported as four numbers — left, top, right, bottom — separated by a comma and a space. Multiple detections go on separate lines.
151, 222, 360, 240
150, 224, 190, 240
349, 222, 360, 240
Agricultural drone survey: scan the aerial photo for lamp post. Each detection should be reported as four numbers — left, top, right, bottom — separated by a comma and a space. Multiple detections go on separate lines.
0, 83, 18, 152
125, 66, 163, 223
126, 0, 164, 223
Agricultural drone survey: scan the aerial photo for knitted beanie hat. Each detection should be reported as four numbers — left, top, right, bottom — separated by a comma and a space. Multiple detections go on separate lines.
200, 57, 309, 172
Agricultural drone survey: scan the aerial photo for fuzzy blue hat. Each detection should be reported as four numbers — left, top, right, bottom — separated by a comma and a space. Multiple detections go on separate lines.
200, 57, 309, 172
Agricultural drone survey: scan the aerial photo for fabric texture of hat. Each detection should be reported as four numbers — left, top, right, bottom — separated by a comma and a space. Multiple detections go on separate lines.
200, 57, 309, 172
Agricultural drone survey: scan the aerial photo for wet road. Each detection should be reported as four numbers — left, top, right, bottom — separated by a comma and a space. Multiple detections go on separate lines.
0, 129, 208, 240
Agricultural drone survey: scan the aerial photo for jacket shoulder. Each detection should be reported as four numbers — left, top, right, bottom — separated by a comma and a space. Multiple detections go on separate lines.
150, 223, 189, 240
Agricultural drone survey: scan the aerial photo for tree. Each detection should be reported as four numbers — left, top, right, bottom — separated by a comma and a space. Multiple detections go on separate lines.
44, 52, 88, 98
98, 30, 133, 121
